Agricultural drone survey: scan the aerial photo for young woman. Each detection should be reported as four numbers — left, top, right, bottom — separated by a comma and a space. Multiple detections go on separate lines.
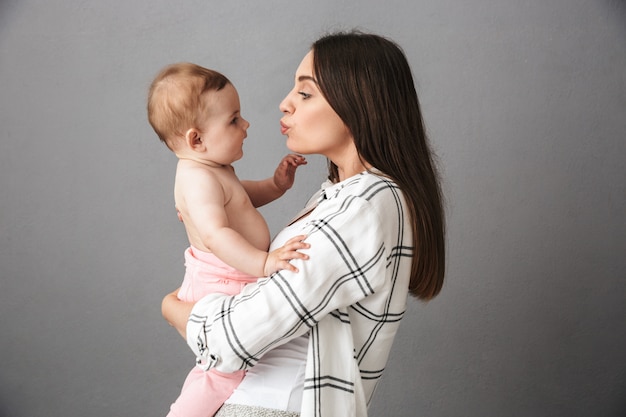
162, 31, 445, 417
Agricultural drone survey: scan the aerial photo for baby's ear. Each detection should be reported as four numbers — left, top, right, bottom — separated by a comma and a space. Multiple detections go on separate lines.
184, 128, 204, 150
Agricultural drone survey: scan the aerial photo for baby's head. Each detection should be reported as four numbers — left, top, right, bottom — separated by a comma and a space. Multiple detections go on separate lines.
147, 62, 231, 151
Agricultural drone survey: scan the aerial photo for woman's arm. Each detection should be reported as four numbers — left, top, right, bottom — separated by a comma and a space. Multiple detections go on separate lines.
184, 186, 394, 373
162, 288, 194, 339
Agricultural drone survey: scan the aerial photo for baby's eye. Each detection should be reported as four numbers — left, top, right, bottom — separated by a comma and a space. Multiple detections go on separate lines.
298, 91, 312, 99
231, 117, 239, 124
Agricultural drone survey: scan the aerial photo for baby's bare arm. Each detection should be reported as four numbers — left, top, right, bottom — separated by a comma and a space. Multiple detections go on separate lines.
179, 168, 265, 276
242, 154, 307, 207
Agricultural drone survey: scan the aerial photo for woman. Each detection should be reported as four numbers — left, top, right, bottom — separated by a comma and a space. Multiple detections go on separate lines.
162, 31, 445, 417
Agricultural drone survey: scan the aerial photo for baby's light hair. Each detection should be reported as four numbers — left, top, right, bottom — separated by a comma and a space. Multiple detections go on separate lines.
147, 62, 230, 150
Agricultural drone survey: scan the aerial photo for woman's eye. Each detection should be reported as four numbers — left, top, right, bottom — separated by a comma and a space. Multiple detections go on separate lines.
298, 91, 312, 99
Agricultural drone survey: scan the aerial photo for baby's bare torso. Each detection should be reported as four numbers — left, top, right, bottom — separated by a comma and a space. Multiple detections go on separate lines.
174, 160, 270, 253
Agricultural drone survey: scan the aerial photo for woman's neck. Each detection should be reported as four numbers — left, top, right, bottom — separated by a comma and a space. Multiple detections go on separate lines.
335, 157, 371, 181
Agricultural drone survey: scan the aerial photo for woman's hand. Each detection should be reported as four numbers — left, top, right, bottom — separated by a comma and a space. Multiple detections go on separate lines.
162, 288, 194, 340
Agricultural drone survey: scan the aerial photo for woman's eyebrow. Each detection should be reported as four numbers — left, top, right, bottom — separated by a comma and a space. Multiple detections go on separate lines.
298, 75, 318, 84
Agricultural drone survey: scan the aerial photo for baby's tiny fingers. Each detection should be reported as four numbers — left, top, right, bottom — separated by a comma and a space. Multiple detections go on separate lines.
291, 251, 309, 260
284, 262, 299, 273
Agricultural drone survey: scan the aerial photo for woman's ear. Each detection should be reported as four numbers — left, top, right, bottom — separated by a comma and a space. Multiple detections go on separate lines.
184, 128, 205, 151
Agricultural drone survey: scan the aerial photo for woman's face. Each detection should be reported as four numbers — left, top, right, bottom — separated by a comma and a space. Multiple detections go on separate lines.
279, 51, 353, 161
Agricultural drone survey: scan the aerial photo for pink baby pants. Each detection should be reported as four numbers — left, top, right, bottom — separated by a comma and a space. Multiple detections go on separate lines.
167, 246, 258, 417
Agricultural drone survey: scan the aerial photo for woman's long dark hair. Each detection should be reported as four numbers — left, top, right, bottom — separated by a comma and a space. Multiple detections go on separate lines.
312, 31, 445, 300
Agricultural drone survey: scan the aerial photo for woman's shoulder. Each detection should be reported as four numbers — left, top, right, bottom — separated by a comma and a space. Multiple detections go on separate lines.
330, 170, 401, 201
316, 171, 406, 219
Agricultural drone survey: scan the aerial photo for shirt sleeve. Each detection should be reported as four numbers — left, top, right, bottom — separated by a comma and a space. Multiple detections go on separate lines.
186, 192, 390, 373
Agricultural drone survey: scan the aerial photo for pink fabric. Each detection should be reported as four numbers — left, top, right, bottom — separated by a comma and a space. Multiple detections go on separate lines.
168, 246, 258, 417
177, 246, 258, 302
168, 367, 245, 417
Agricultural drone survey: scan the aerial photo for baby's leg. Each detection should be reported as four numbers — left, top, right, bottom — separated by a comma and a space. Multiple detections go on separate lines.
167, 366, 245, 417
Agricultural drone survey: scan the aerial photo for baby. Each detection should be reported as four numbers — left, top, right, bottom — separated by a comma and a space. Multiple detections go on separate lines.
147, 62, 309, 417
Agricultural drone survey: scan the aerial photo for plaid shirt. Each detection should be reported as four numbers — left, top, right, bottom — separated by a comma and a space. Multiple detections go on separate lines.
187, 171, 412, 417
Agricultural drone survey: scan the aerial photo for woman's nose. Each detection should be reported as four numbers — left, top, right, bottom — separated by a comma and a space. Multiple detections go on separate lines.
279, 94, 292, 114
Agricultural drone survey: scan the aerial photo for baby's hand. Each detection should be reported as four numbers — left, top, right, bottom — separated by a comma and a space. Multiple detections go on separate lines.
273, 154, 307, 192
263, 235, 310, 276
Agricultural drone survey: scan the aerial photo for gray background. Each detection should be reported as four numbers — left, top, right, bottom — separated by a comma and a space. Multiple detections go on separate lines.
1, 1, 625, 416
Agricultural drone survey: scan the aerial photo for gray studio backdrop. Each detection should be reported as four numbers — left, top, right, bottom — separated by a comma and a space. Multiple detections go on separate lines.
1, 1, 625, 416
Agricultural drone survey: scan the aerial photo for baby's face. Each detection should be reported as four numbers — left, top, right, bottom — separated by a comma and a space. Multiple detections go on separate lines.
195, 84, 250, 165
